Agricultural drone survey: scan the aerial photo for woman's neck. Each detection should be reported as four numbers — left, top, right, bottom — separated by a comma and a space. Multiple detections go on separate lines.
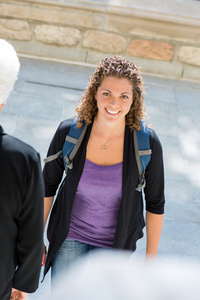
95, 114, 125, 134
94, 116, 125, 146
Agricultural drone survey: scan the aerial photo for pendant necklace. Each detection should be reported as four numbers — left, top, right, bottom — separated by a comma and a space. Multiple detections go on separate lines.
96, 119, 125, 151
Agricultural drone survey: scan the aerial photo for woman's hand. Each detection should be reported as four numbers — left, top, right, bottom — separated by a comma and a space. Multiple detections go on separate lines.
10, 288, 28, 300
42, 243, 47, 266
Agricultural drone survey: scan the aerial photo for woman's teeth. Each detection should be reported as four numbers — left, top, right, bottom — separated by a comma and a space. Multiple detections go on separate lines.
106, 109, 119, 115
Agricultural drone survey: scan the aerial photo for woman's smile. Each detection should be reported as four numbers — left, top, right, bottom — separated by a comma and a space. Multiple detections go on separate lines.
105, 108, 120, 115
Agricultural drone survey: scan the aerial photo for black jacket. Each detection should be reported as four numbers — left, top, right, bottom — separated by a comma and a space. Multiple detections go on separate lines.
0, 126, 44, 293
43, 118, 165, 277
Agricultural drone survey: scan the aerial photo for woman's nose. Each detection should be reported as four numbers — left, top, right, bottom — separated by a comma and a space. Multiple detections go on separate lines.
110, 96, 119, 105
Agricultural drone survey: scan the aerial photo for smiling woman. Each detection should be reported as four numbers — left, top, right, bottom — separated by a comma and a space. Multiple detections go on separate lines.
42, 56, 165, 288
76, 56, 145, 131
75, 57, 145, 165
86, 76, 133, 165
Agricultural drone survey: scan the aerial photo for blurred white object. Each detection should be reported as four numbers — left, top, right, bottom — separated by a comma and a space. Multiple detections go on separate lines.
49, 250, 200, 300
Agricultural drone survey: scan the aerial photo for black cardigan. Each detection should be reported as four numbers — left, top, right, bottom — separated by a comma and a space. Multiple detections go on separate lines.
0, 126, 44, 292
43, 118, 165, 277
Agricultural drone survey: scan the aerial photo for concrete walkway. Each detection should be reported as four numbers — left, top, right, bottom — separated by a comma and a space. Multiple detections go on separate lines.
1, 57, 200, 299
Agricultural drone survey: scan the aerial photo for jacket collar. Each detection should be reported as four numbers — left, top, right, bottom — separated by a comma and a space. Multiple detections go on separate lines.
0, 125, 5, 135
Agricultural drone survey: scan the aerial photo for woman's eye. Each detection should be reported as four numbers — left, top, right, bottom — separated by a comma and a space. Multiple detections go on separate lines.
103, 92, 110, 96
121, 95, 128, 99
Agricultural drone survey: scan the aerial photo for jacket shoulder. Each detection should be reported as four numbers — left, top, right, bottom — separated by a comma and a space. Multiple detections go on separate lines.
1, 133, 39, 162
55, 118, 75, 138
148, 127, 162, 145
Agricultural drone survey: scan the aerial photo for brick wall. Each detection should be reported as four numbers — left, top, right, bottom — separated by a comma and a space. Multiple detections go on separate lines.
1, 0, 200, 81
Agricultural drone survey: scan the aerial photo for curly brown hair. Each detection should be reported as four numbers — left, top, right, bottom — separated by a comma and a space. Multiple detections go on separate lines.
76, 56, 146, 130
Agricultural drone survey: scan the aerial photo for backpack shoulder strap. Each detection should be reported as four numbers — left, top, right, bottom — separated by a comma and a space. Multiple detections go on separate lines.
133, 121, 152, 192
44, 117, 88, 175
44, 150, 62, 164
63, 117, 88, 173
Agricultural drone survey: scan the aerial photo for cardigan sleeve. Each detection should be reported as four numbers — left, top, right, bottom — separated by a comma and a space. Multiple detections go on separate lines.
144, 128, 165, 214
43, 119, 73, 197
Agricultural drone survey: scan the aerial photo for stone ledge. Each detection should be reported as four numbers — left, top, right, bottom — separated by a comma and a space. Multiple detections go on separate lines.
0, 2, 105, 29
25, 0, 200, 24
3, 0, 200, 29
1, 0, 200, 81
108, 7, 200, 29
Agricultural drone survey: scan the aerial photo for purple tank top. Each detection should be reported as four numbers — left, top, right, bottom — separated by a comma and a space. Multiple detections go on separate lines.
67, 159, 123, 248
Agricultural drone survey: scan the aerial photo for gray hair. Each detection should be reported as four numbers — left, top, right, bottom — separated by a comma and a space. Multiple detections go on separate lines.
0, 39, 20, 104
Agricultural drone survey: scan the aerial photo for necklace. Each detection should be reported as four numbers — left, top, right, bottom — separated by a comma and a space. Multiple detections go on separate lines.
96, 119, 125, 151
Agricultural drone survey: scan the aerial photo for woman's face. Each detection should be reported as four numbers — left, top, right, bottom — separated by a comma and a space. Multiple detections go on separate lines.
95, 76, 133, 125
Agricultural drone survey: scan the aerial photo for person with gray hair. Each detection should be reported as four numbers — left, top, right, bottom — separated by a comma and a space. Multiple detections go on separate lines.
0, 39, 20, 109
0, 39, 44, 300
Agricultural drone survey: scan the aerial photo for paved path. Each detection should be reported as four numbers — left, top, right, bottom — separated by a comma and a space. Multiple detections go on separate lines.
1, 57, 200, 299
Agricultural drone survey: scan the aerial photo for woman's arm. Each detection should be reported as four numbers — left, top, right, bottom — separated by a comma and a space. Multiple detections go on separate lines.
44, 196, 54, 231
144, 129, 165, 258
42, 196, 54, 266
145, 211, 164, 257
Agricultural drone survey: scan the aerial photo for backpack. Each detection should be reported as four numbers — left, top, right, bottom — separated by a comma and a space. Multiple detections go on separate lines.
44, 117, 151, 192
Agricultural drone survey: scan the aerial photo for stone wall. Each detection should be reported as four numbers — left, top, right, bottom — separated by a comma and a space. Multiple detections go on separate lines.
1, 0, 200, 81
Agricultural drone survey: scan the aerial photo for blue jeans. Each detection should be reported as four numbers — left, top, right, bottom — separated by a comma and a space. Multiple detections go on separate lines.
51, 239, 100, 286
